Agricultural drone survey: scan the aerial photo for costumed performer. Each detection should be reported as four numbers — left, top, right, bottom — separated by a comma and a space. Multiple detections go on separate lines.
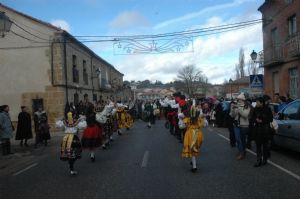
81, 111, 102, 162
56, 112, 86, 176
116, 103, 129, 134
182, 100, 206, 173
96, 103, 114, 149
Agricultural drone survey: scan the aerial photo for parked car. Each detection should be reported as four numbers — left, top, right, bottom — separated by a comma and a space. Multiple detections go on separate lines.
273, 100, 300, 152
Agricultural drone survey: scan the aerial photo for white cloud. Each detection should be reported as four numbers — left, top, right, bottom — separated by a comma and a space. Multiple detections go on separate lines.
51, 19, 71, 32
154, 0, 256, 30
110, 11, 150, 29
114, 15, 262, 85
95, 1, 263, 85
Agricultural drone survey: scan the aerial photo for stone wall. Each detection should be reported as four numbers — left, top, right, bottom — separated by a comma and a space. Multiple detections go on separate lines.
21, 86, 65, 132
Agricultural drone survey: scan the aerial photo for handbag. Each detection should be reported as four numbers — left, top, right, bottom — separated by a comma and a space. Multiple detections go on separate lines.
270, 119, 278, 130
178, 119, 186, 129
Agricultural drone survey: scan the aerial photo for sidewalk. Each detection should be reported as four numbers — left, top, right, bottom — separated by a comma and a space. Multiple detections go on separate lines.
0, 131, 64, 176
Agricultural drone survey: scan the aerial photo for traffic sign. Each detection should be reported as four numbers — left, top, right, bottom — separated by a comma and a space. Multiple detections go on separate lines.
250, 74, 264, 88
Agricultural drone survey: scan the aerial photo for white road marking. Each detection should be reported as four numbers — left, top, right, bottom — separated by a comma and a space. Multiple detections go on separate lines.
217, 133, 300, 181
12, 163, 38, 177
218, 133, 230, 141
141, 151, 149, 168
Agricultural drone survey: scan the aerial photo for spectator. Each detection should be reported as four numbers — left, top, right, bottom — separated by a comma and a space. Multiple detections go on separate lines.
278, 96, 288, 112
286, 93, 294, 103
230, 93, 251, 160
34, 107, 50, 148
252, 97, 273, 167
15, 106, 33, 147
0, 105, 14, 155
273, 93, 280, 104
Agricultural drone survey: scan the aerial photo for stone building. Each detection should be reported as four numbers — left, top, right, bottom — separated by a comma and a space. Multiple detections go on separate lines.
258, 0, 299, 100
0, 3, 124, 128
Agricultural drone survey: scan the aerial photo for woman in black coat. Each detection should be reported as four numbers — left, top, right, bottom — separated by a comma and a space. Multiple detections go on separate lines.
252, 97, 273, 167
16, 106, 33, 146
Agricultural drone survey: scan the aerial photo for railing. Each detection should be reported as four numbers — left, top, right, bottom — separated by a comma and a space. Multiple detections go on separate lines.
287, 32, 300, 57
263, 32, 300, 67
103, 78, 109, 89
263, 45, 284, 67
262, 45, 284, 67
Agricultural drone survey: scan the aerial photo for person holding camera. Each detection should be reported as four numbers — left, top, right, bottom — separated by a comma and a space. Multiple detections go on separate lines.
230, 93, 251, 160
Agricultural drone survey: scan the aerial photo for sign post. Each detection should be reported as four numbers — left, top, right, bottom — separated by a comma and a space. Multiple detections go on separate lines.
250, 74, 264, 89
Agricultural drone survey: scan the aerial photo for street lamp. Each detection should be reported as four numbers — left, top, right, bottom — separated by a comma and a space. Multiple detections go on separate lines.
0, 12, 13, 38
250, 50, 258, 61
229, 78, 233, 99
250, 50, 264, 66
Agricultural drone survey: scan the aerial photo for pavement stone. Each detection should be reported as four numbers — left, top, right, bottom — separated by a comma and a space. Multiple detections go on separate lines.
0, 131, 64, 176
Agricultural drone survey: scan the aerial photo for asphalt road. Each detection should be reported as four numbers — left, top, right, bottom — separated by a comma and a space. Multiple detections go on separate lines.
1, 120, 300, 199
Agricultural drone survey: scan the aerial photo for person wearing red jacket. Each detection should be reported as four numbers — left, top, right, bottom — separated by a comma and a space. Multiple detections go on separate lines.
167, 109, 177, 135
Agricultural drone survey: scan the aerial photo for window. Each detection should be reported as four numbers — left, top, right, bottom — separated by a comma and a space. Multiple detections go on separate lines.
72, 55, 79, 83
289, 67, 298, 99
83, 60, 88, 85
283, 102, 300, 120
288, 15, 297, 36
271, 28, 279, 45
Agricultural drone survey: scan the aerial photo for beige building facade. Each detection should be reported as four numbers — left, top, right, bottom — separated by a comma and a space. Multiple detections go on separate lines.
0, 3, 125, 128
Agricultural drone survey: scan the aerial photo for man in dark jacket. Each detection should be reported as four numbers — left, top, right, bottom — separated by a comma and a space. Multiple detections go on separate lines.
16, 106, 33, 147
253, 97, 273, 167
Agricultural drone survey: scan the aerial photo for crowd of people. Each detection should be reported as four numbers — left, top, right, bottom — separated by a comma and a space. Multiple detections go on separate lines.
0, 91, 295, 175
57, 99, 134, 175
0, 105, 51, 155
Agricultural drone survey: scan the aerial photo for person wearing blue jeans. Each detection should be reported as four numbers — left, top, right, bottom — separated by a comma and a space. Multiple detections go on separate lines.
230, 93, 251, 160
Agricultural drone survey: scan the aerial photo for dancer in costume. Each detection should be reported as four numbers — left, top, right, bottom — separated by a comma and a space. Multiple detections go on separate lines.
182, 100, 206, 173
124, 108, 134, 130
116, 103, 133, 134
96, 102, 115, 149
81, 111, 102, 162
56, 112, 86, 175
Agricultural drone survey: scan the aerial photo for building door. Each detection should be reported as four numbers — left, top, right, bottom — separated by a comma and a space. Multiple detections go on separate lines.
32, 98, 43, 113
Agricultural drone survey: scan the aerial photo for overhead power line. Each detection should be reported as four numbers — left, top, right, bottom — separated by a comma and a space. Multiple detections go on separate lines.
12, 21, 50, 41
1, 19, 262, 49
72, 19, 262, 40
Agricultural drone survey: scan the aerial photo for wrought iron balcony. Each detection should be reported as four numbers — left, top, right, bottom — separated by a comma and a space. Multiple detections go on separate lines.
263, 45, 284, 67
287, 31, 300, 57
97, 78, 110, 90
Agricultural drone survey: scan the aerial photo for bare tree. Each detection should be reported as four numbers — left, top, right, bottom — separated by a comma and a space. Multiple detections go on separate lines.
239, 48, 245, 77
235, 47, 246, 79
235, 64, 240, 79
177, 65, 205, 96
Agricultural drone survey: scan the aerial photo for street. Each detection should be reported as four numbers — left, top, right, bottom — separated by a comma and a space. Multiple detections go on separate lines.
1, 120, 300, 199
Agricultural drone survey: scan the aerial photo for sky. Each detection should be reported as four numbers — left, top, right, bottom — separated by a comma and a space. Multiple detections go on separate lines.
1, 0, 265, 84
